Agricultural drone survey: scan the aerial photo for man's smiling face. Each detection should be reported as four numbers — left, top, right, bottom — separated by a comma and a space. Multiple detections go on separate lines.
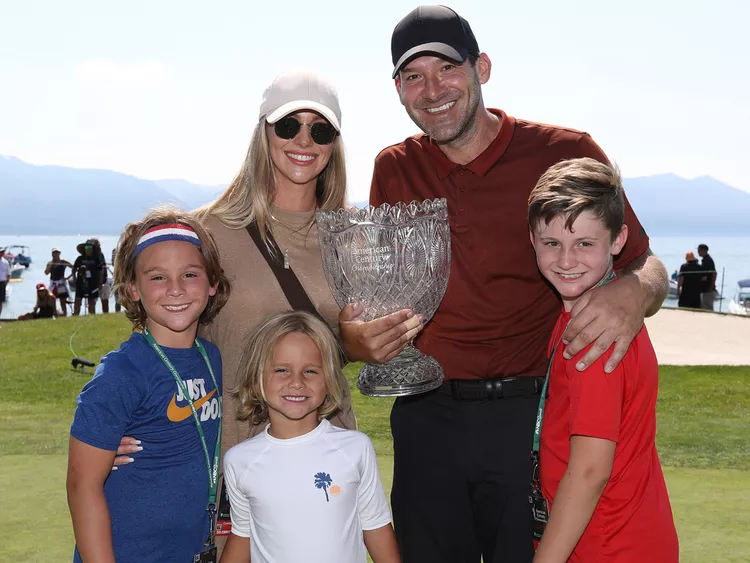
396, 54, 488, 144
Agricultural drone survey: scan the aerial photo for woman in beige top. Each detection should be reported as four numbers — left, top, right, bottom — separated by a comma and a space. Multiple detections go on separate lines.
114, 71, 420, 546
199, 69, 357, 447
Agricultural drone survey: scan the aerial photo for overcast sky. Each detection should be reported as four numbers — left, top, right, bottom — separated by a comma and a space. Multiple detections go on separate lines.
1, 0, 748, 202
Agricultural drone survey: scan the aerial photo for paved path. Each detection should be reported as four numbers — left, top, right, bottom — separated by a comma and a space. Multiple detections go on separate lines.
645, 308, 750, 365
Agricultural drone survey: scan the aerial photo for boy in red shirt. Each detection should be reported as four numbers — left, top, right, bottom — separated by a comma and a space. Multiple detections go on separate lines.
527, 157, 679, 562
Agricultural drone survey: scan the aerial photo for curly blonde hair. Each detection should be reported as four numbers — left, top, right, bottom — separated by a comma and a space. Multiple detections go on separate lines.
113, 206, 231, 331
233, 311, 345, 426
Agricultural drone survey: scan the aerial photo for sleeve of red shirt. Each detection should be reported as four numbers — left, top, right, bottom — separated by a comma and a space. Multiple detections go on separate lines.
566, 344, 624, 443
576, 134, 650, 269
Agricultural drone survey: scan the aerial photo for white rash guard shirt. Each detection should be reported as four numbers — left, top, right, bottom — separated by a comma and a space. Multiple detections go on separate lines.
223, 419, 391, 563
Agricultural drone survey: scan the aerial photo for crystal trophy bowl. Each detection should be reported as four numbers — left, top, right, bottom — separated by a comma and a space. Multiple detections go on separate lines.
316, 199, 451, 397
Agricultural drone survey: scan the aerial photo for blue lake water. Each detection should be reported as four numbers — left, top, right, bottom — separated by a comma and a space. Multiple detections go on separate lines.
1, 234, 121, 319
2, 234, 749, 320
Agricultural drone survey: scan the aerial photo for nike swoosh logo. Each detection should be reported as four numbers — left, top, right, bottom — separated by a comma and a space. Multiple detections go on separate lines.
167, 389, 216, 422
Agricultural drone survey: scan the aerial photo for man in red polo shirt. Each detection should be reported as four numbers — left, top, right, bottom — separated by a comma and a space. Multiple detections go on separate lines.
339, 5, 669, 563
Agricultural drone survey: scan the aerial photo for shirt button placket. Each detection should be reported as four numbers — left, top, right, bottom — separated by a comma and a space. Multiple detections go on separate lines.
455, 169, 468, 231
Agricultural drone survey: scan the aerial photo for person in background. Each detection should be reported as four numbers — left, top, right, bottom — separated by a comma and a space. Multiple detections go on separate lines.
341, 6, 669, 562
45, 248, 74, 316
0, 248, 9, 318
17, 283, 58, 320
92, 239, 111, 313
72, 239, 104, 316
697, 243, 717, 310
111, 247, 122, 312
677, 251, 703, 309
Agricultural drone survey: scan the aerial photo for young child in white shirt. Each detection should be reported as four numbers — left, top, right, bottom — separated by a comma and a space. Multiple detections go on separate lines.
220, 311, 400, 563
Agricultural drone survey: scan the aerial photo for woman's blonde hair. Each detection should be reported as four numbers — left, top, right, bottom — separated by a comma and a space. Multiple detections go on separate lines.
233, 311, 345, 426
196, 117, 347, 241
113, 206, 231, 331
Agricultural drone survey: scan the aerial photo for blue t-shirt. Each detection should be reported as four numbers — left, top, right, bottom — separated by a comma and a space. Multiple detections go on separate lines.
70, 332, 222, 563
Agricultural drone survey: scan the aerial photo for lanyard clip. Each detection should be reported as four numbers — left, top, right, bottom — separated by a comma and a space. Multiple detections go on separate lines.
206, 504, 217, 547
530, 450, 541, 488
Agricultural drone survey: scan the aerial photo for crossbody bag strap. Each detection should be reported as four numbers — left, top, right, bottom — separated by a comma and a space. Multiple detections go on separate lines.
246, 221, 327, 324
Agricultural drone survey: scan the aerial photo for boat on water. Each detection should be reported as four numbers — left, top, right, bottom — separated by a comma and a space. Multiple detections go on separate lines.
2, 245, 32, 268
728, 279, 750, 316
10, 264, 25, 279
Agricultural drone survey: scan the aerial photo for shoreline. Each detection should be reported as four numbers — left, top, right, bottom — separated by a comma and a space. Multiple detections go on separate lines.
645, 307, 750, 365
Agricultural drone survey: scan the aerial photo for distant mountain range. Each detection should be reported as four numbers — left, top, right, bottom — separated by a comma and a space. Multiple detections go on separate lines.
0, 155, 226, 235
1, 155, 749, 235
623, 174, 750, 236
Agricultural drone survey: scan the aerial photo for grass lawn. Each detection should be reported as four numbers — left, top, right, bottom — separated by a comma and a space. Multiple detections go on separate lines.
1, 315, 748, 561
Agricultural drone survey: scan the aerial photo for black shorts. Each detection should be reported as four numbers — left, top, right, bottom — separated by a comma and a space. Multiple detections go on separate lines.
75, 280, 99, 299
0, 281, 7, 303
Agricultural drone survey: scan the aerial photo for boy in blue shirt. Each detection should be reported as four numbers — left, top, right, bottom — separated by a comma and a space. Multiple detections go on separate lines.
67, 209, 230, 562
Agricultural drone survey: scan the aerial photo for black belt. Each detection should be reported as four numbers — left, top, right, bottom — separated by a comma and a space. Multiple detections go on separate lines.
444, 376, 546, 401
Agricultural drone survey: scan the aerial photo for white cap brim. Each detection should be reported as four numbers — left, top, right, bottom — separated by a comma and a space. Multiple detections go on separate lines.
265, 101, 341, 131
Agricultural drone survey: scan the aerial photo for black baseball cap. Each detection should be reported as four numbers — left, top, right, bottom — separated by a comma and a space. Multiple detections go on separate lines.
391, 5, 479, 78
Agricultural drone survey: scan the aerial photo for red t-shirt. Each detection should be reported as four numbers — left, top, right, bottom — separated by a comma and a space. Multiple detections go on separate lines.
540, 311, 679, 562
371, 110, 650, 380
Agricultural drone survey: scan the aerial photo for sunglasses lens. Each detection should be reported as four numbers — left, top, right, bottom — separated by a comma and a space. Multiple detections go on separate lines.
310, 123, 337, 145
274, 117, 301, 140
273, 116, 337, 145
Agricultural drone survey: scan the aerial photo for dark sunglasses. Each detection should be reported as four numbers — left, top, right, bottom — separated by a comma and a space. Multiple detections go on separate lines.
273, 116, 338, 145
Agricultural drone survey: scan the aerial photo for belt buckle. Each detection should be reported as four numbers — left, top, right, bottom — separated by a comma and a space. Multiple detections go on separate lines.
492, 379, 503, 399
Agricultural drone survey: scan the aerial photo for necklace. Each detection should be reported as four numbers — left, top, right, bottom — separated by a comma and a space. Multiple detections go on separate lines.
269, 209, 316, 270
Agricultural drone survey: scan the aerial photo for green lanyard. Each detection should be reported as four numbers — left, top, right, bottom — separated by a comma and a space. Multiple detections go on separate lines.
142, 328, 222, 544
532, 269, 617, 453
532, 343, 557, 454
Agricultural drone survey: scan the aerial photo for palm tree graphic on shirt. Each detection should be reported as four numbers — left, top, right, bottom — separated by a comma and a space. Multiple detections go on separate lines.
314, 472, 333, 502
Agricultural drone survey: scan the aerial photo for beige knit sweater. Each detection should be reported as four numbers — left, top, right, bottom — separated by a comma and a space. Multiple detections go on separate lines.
200, 207, 357, 464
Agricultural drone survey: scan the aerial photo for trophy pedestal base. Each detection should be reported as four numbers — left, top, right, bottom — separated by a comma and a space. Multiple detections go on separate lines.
356, 345, 444, 397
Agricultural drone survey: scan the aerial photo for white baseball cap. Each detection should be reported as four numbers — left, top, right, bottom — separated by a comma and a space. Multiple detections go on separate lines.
259, 70, 342, 131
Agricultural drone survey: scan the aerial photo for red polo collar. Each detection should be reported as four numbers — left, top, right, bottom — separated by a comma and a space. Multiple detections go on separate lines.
422, 109, 516, 179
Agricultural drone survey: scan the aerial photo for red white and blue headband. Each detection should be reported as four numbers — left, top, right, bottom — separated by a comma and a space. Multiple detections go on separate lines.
132, 223, 201, 261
